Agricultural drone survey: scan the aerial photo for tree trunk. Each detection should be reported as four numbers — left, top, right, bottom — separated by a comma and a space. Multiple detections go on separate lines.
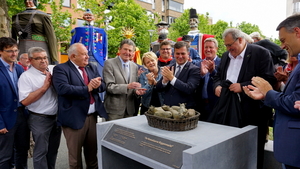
0, 0, 10, 37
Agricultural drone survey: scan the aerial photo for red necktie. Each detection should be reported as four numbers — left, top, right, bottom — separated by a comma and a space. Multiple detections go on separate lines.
79, 67, 95, 104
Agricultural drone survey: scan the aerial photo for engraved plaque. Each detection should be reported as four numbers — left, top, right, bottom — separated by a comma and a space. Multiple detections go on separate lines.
103, 124, 191, 169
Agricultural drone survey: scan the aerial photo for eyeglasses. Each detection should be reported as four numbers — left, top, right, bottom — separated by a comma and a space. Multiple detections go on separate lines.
32, 57, 47, 61
224, 38, 238, 48
160, 48, 171, 51
3, 50, 19, 54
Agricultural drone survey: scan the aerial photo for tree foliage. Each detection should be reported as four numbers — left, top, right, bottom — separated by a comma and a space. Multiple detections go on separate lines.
104, 0, 156, 57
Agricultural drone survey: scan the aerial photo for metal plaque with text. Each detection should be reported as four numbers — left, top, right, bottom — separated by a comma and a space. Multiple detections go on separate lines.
103, 124, 192, 169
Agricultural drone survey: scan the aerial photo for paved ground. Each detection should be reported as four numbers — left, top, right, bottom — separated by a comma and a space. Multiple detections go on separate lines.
27, 135, 72, 169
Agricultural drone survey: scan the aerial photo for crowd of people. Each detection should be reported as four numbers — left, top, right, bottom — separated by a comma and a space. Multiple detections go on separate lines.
2, 3, 300, 169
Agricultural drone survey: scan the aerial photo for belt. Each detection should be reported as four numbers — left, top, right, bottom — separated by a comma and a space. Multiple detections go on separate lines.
29, 110, 56, 118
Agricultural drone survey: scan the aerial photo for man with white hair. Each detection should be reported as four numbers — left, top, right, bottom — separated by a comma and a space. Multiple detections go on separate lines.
212, 28, 276, 169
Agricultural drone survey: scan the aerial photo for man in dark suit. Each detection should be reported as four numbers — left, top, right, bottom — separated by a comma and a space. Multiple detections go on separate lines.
213, 28, 276, 169
0, 37, 30, 169
156, 41, 200, 109
52, 43, 107, 169
195, 38, 221, 121
244, 14, 300, 169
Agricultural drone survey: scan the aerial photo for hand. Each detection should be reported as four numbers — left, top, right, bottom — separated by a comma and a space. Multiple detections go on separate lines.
43, 72, 52, 89
200, 61, 208, 76
135, 88, 147, 95
294, 101, 300, 110
138, 67, 144, 77
0, 128, 8, 134
229, 83, 242, 93
88, 77, 101, 91
206, 60, 215, 73
146, 72, 156, 85
161, 66, 174, 83
251, 76, 273, 96
242, 85, 265, 100
127, 82, 141, 89
215, 86, 222, 97
274, 66, 288, 83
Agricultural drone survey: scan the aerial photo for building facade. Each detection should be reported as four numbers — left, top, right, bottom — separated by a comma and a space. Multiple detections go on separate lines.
286, 0, 300, 17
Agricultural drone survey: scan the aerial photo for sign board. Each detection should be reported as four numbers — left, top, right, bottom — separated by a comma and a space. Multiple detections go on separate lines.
103, 124, 191, 169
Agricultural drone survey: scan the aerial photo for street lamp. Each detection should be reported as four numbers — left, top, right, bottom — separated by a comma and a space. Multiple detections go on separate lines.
148, 29, 155, 51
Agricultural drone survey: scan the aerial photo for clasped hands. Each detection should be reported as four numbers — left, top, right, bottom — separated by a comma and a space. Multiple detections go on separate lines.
242, 76, 273, 100
88, 77, 102, 92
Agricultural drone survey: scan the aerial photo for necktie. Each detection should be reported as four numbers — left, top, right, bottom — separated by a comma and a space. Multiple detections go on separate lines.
175, 65, 181, 77
123, 64, 130, 82
79, 67, 95, 104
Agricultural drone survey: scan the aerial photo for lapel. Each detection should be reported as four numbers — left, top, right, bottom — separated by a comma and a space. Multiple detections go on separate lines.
0, 61, 18, 96
67, 60, 85, 85
221, 53, 231, 80
237, 45, 251, 83
116, 57, 128, 83
177, 62, 190, 79
284, 63, 300, 93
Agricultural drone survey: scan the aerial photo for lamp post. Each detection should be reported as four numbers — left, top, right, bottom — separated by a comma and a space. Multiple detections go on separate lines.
148, 29, 155, 51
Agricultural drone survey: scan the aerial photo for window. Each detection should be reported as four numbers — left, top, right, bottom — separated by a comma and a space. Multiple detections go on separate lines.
294, 1, 300, 13
139, 0, 152, 3
162, 15, 165, 21
168, 0, 183, 13
152, 0, 155, 10
62, 0, 70, 7
147, 11, 154, 19
77, 19, 85, 27
168, 16, 176, 24
162, 0, 165, 12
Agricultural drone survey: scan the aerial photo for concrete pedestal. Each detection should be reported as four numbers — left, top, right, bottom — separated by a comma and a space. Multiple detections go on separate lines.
97, 115, 257, 169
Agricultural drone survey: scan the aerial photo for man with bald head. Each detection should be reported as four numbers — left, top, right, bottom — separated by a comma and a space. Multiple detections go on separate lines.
52, 43, 107, 169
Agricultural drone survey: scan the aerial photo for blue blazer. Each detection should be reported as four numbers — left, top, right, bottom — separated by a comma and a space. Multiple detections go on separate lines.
264, 59, 300, 167
0, 62, 24, 130
156, 62, 200, 108
52, 60, 107, 130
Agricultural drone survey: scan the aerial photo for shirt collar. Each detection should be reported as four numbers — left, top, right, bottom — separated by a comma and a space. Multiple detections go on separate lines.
176, 61, 188, 68
0, 57, 15, 70
119, 56, 129, 66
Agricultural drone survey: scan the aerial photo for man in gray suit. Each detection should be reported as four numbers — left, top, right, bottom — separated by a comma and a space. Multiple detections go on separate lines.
103, 39, 146, 120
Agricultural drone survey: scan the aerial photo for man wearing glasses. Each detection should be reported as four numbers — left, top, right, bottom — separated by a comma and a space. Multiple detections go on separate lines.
0, 37, 30, 168
211, 28, 276, 169
157, 41, 175, 67
18, 47, 61, 169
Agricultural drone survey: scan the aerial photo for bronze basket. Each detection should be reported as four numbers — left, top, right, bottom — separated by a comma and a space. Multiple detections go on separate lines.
144, 112, 200, 131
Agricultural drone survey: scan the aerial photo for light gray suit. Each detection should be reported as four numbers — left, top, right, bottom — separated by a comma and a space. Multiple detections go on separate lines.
103, 57, 139, 120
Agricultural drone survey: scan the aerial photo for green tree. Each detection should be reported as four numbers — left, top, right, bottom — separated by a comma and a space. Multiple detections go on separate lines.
50, 0, 75, 52
104, 0, 156, 58
237, 21, 261, 36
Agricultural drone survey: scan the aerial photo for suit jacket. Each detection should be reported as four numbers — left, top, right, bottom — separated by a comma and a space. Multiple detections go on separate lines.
0, 62, 24, 130
264, 58, 300, 167
213, 44, 276, 126
103, 57, 139, 117
52, 60, 107, 130
156, 62, 200, 108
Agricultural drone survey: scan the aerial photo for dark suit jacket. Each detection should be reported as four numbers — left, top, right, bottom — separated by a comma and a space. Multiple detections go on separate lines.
52, 60, 107, 130
156, 62, 200, 108
0, 62, 24, 130
264, 58, 300, 167
213, 44, 276, 126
